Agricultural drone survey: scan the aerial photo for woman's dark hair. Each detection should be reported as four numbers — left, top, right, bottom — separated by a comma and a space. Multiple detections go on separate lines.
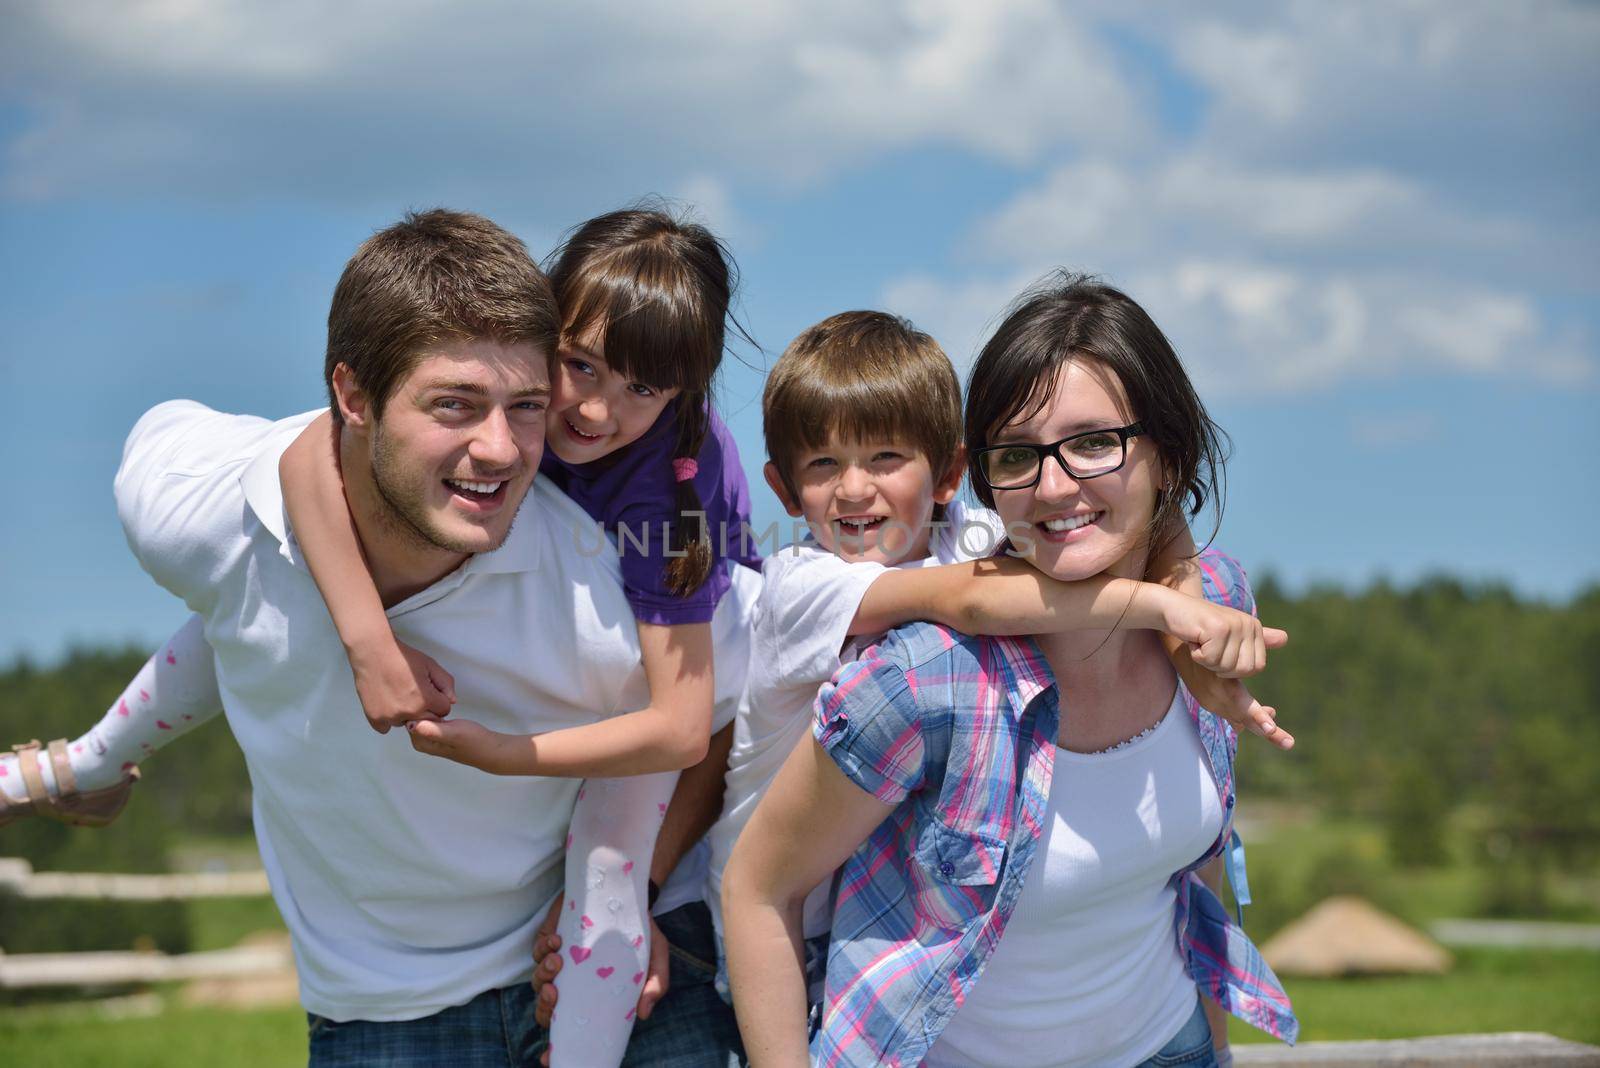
964, 271, 1229, 556
546, 202, 753, 595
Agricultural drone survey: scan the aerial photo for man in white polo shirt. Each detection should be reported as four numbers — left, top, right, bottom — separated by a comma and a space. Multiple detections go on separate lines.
113, 209, 743, 1065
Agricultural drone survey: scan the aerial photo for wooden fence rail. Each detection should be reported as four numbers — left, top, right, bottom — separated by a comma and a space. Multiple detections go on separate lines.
0, 857, 270, 900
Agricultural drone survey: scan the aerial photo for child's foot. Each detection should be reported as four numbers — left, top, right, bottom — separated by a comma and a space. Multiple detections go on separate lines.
0, 740, 139, 827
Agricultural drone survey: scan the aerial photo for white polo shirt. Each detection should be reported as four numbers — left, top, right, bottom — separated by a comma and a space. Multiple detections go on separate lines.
115, 400, 734, 1022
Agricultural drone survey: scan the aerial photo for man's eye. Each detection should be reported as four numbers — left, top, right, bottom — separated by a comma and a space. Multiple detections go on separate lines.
436, 398, 469, 412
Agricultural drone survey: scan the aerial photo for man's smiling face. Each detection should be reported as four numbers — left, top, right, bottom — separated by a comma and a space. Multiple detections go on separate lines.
364, 337, 551, 555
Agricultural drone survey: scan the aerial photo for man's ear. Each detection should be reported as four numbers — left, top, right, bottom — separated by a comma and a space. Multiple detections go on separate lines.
933, 446, 967, 506
331, 363, 372, 432
763, 461, 804, 518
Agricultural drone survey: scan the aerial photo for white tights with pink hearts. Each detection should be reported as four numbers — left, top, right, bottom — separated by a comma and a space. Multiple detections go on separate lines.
549, 770, 678, 1068
0, 614, 220, 802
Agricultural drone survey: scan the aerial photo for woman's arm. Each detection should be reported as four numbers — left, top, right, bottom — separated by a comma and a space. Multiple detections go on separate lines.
278, 412, 454, 732
1147, 529, 1293, 750
407, 621, 714, 776
722, 735, 899, 1068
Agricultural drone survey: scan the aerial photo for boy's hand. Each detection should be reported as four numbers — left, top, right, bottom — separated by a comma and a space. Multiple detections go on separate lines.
1159, 591, 1288, 678
348, 638, 455, 734
533, 904, 673, 1065
1167, 638, 1294, 750
406, 717, 530, 773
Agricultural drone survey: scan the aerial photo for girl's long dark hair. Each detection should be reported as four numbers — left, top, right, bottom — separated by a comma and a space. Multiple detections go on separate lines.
546, 202, 754, 594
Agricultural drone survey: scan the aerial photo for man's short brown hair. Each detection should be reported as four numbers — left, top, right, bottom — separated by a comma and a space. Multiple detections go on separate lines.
763, 311, 962, 497
325, 209, 559, 422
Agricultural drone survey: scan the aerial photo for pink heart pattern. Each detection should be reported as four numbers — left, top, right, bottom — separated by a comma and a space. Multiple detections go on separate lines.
596, 966, 615, 979
631, 935, 643, 948
570, 946, 592, 963
632, 971, 643, 984
166, 651, 176, 665
118, 700, 130, 717
580, 915, 594, 929
621, 861, 634, 874
157, 720, 173, 730
624, 1009, 635, 1022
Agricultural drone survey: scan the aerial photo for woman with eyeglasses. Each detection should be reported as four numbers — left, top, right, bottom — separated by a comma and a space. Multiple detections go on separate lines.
722, 274, 1299, 1068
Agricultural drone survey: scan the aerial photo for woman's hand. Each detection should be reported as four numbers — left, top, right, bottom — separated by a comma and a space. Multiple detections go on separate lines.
347, 636, 455, 733
1156, 589, 1287, 678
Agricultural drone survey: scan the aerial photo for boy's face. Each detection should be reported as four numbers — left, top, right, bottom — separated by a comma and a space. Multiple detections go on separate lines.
765, 435, 962, 564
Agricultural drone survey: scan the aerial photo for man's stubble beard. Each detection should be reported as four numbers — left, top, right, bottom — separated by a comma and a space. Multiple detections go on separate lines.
368, 418, 523, 556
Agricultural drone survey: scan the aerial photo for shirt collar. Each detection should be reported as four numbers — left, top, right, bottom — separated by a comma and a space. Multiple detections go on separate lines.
989, 633, 1057, 719
237, 409, 543, 577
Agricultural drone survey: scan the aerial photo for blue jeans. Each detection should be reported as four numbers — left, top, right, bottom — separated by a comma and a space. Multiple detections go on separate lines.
624, 901, 747, 1068
306, 903, 744, 1067
307, 984, 543, 1067
1134, 997, 1218, 1068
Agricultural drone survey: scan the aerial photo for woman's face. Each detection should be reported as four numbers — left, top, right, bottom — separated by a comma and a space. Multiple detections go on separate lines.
988, 358, 1162, 583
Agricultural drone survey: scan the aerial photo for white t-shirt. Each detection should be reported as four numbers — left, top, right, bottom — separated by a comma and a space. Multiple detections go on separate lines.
114, 401, 754, 1021
705, 500, 1006, 939
924, 689, 1225, 1068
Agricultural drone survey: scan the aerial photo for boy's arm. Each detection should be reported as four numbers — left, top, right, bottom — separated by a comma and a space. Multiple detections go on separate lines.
407, 621, 715, 776
1148, 527, 1292, 749
851, 557, 1285, 680
278, 412, 454, 733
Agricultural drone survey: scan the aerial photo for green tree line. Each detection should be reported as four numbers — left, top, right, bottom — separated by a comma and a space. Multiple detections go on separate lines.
2, 575, 1597, 955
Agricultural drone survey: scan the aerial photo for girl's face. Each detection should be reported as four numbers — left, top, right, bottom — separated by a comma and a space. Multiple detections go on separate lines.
545, 322, 682, 464
988, 358, 1162, 583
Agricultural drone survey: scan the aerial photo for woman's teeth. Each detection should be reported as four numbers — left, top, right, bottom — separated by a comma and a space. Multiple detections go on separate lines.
1041, 512, 1101, 533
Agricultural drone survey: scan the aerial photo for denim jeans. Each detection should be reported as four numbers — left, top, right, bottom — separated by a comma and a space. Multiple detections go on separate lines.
623, 901, 747, 1068
306, 903, 744, 1067
1133, 997, 1218, 1068
307, 984, 544, 1067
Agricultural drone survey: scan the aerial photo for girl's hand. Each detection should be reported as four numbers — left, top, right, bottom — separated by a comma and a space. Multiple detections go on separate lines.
405, 717, 531, 774
1169, 647, 1294, 750
1158, 590, 1288, 678
348, 637, 455, 733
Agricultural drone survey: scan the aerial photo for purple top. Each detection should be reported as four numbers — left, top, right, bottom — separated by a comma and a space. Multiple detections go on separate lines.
540, 400, 761, 626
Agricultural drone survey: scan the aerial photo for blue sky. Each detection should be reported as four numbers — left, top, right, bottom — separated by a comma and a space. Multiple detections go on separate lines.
1, 1, 1596, 662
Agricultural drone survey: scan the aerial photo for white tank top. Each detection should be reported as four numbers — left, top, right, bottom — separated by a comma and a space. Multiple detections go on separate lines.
924, 689, 1225, 1068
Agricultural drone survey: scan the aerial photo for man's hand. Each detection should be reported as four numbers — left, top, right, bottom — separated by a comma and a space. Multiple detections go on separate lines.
1158, 591, 1288, 679
405, 717, 529, 773
348, 637, 455, 734
532, 900, 673, 1066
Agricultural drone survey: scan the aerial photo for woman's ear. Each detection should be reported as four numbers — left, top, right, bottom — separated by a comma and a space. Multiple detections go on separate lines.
933, 446, 967, 506
763, 461, 804, 517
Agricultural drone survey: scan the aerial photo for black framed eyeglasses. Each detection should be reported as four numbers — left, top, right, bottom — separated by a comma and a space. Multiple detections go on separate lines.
974, 422, 1146, 490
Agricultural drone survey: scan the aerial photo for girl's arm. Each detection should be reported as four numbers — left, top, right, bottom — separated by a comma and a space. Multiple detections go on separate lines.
722, 735, 898, 1068
851, 558, 1285, 679
278, 412, 455, 733
407, 621, 714, 777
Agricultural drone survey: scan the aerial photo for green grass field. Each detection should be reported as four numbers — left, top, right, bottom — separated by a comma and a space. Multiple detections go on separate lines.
5, 822, 1598, 1063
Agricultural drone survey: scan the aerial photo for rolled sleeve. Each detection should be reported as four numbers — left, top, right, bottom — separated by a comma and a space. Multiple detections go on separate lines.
114, 401, 262, 613
813, 653, 926, 805
1195, 546, 1256, 617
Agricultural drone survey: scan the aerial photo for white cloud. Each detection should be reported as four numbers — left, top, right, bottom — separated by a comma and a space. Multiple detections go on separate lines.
0, 0, 1145, 201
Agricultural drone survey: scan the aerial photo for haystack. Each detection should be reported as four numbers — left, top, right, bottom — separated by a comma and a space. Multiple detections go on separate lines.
1259, 895, 1452, 977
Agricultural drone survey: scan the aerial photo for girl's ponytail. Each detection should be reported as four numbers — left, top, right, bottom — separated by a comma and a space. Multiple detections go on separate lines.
663, 396, 714, 596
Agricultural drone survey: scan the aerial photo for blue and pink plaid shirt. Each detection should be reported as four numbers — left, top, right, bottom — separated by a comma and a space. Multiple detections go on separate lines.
810, 548, 1298, 1067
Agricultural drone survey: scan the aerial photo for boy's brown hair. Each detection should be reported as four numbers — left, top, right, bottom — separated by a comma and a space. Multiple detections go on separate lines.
324, 208, 559, 423
763, 311, 962, 498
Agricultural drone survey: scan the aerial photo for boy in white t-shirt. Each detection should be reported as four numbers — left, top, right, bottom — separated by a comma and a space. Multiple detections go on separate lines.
702, 311, 1286, 992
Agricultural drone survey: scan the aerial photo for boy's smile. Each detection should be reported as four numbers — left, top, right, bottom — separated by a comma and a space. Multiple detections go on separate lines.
765, 437, 962, 565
